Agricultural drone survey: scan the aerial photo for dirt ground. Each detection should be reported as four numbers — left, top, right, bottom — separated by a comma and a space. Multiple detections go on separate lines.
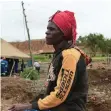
1, 62, 111, 111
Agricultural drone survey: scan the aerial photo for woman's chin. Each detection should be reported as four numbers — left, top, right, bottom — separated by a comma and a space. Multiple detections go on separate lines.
46, 40, 53, 45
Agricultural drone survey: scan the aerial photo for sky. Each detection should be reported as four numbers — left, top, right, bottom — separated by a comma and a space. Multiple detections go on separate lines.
0, 0, 111, 42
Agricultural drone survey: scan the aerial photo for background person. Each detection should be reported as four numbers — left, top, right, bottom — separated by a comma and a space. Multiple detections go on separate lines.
33, 61, 40, 75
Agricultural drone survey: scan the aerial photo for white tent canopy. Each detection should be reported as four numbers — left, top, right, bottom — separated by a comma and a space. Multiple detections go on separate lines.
0, 38, 30, 59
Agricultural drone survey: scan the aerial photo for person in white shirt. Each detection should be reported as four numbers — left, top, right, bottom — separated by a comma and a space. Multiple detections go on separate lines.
33, 61, 40, 74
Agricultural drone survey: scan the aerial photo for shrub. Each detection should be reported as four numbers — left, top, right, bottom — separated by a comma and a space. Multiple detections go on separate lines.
20, 67, 40, 80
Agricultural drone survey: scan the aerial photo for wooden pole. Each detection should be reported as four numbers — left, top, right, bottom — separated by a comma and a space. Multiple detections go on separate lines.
10, 60, 15, 77
21, 1, 33, 66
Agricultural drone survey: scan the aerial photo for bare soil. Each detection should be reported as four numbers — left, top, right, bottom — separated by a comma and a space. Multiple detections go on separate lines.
1, 62, 111, 111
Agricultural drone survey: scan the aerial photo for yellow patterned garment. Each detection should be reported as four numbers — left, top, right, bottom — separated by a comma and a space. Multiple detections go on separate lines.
38, 48, 80, 110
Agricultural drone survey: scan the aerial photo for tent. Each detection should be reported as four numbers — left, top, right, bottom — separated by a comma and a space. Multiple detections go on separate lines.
0, 38, 30, 59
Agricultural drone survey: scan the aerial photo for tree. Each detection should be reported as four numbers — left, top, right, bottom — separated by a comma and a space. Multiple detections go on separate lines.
77, 33, 111, 56
76, 36, 87, 44
105, 39, 111, 54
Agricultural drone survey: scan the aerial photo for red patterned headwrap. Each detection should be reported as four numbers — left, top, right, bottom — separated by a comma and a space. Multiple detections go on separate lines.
49, 10, 77, 44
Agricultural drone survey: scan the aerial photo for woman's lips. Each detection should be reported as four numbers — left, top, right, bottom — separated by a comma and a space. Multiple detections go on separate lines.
46, 36, 52, 39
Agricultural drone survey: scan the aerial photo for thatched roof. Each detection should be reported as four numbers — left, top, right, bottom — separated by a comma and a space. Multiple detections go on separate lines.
0, 38, 30, 59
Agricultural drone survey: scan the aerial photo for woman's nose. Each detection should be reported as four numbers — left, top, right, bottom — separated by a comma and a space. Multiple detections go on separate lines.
45, 30, 50, 35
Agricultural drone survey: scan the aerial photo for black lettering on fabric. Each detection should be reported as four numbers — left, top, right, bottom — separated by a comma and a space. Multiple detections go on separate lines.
70, 71, 73, 77
56, 92, 59, 98
56, 69, 74, 100
56, 81, 65, 98
64, 69, 69, 75
56, 88, 66, 99
61, 81, 65, 90
65, 71, 73, 89
60, 85, 64, 93
56, 68, 67, 99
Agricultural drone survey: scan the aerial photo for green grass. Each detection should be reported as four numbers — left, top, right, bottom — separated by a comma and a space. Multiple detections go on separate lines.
92, 57, 108, 61
33, 54, 52, 62
33, 54, 110, 62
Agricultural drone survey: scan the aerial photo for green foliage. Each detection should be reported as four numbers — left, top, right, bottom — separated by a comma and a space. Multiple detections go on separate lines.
92, 57, 107, 61
20, 67, 40, 80
105, 39, 111, 54
34, 55, 45, 60
33, 54, 52, 62
86, 34, 104, 56
76, 36, 87, 44
77, 33, 111, 55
